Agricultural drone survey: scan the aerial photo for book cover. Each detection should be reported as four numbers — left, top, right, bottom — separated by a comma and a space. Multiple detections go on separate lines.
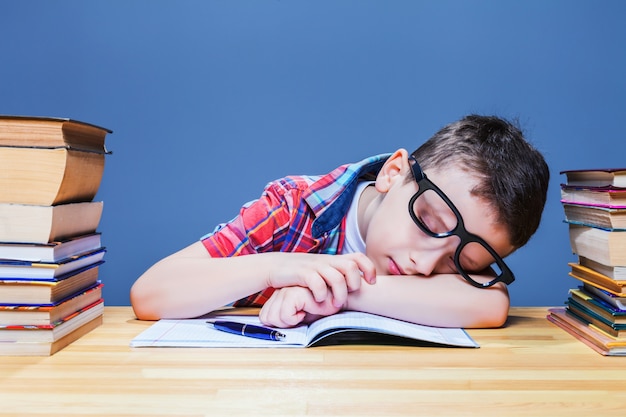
561, 168, 626, 188
562, 204, 626, 230
0, 283, 102, 326
569, 287, 626, 324
560, 184, 626, 208
130, 311, 479, 349
568, 262, 626, 295
0, 314, 102, 356
584, 284, 626, 309
579, 257, 626, 280
566, 298, 626, 338
0, 202, 103, 244
0, 248, 105, 279
0, 115, 111, 153
547, 308, 626, 356
0, 263, 101, 304
0, 299, 103, 342
0, 233, 102, 262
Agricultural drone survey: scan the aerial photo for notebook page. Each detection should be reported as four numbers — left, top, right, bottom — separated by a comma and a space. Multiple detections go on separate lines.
130, 316, 309, 348
306, 311, 478, 347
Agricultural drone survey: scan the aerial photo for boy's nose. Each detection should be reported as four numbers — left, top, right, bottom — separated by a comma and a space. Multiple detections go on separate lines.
411, 237, 460, 276
412, 253, 439, 276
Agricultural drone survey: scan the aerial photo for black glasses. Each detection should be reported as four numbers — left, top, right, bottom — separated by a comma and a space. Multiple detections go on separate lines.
407, 156, 514, 288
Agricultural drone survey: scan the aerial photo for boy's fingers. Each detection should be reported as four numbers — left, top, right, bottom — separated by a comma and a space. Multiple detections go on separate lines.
355, 254, 377, 285
319, 266, 348, 308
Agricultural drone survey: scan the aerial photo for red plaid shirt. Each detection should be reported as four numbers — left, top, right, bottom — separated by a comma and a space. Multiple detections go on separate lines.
201, 154, 389, 306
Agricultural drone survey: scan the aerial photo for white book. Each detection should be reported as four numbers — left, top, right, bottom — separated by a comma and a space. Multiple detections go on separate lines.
130, 311, 479, 349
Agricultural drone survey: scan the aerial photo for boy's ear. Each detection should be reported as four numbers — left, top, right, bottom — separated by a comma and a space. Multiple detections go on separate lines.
375, 149, 411, 192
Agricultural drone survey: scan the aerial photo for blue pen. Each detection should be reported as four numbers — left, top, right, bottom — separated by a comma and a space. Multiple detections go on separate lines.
207, 320, 286, 341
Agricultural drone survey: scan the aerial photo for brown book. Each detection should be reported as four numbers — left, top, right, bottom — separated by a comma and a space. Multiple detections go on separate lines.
561, 168, 626, 188
0, 202, 103, 244
579, 257, 626, 280
563, 203, 626, 230
568, 224, 626, 266
0, 302, 103, 356
560, 185, 626, 207
0, 115, 111, 153
0, 284, 103, 326
0, 263, 100, 304
0, 147, 105, 205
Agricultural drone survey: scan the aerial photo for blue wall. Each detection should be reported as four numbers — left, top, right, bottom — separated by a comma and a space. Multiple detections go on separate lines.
2, 1, 625, 307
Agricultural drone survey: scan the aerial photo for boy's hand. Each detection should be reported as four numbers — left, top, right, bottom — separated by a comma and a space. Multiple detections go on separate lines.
265, 252, 376, 309
259, 286, 341, 328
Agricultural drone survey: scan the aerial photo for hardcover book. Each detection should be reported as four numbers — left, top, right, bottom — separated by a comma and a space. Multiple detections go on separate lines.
0, 202, 103, 244
0, 147, 105, 205
561, 168, 626, 188
0, 115, 111, 153
0, 263, 101, 304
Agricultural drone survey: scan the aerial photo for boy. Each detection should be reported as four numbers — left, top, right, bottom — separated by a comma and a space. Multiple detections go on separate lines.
130, 114, 549, 328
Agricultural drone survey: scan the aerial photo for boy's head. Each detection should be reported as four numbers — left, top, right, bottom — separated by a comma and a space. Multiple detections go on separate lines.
411, 114, 549, 249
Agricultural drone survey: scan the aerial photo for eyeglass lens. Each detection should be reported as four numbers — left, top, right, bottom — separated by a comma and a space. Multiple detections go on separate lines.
412, 189, 500, 277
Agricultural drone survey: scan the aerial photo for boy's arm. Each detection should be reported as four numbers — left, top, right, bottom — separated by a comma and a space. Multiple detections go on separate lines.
345, 273, 510, 328
129, 241, 375, 320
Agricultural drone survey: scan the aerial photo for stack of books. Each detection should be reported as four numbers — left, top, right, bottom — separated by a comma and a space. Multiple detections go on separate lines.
548, 168, 626, 356
0, 116, 111, 355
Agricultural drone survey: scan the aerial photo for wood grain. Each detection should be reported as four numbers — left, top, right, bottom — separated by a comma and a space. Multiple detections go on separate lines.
1, 307, 625, 417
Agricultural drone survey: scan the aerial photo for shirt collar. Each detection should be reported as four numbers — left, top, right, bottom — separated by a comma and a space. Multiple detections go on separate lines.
304, 153, 391, 238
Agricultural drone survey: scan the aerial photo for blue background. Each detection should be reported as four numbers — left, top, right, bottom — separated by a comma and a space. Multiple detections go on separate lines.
2, 1, 625, 307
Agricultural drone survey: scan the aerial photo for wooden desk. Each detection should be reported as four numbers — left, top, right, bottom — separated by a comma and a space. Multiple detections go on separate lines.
1, 307, 625, 417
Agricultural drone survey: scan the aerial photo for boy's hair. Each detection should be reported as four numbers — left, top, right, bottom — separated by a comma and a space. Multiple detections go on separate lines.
411, 114, 549, 249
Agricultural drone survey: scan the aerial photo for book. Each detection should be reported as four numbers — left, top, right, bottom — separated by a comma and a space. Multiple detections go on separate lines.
561, 168, 626, 188
566, 296, 626, 338
547, 307, 626, 356
0, 248, 105, 279
562, 203, 626, 230
569, 288, 626, 325
0, 284, 102, 326
584, 284, 626, 310
569, 262, 626, 295
0, 202, 103, 244
0, 263, 100, 304
0, 299, 103, 343
0, 115, 111, 153
130, 311, 479, 349
0, 314, 102, 356
0, 233, 102, 262
0, 147, 105, 205
579, 256, 626, 280
568, 224, 626, 266
560, 185, 626, 208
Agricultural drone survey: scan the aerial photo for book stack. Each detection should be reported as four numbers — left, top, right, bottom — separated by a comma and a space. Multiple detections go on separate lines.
548, 168, 626, 356
0, 116, 111, 356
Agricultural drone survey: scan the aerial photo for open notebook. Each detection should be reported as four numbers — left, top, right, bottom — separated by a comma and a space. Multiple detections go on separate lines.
130, 311, 479, 348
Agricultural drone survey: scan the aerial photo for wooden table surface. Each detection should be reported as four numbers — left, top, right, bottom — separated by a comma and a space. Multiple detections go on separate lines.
1, 306, 625, 417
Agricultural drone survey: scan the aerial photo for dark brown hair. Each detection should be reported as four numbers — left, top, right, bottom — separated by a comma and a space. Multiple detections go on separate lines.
411, 115, 549, 248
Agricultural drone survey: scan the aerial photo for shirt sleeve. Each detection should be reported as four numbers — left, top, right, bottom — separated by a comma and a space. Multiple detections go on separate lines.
200, 181, 307, 307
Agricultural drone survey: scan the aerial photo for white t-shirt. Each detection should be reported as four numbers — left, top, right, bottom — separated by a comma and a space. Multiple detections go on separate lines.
341, 181, 374, 255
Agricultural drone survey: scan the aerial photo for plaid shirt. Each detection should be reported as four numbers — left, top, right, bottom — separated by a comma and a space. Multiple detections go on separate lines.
201, 153, 390, 306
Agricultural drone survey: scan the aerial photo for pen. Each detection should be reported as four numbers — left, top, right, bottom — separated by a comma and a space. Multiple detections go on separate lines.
207, 320, 286, 341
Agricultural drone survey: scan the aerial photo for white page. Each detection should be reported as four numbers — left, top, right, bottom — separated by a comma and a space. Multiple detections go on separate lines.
130, 315, 309, 348
130, 311, 478, 348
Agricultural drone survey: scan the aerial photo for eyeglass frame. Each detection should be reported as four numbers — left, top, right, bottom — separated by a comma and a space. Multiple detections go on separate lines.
407, 156, 515, 288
